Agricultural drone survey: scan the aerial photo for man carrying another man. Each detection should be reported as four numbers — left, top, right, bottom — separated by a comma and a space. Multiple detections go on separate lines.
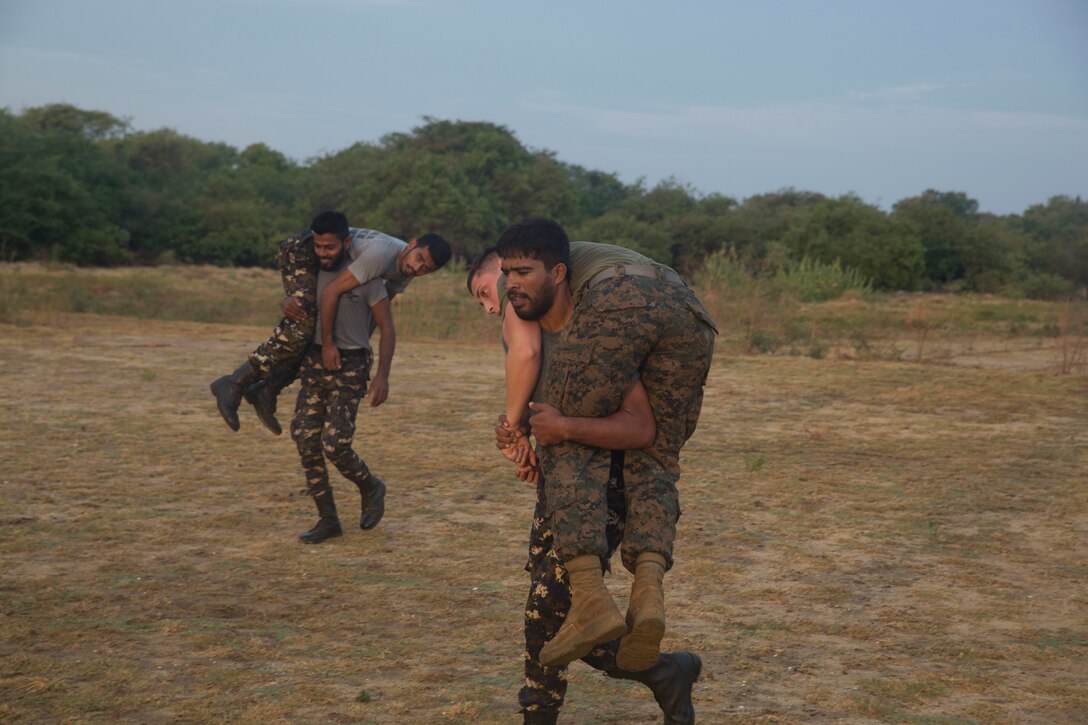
291, 227, 395, 543
496, 219, 717, 673
468, 246, 705, 724
208, 211, 452, 540
209, 211, 451, 435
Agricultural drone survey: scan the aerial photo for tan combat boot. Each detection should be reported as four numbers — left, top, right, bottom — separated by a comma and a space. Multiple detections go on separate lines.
616, 552, 667, 671
539, 554, 627, 667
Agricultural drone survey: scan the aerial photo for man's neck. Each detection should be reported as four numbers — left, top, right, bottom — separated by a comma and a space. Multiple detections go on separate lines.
539, 285, 573, 333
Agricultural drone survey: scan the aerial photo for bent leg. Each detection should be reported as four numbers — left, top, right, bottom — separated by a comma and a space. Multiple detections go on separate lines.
621, 292, 715, 572
248, 232, 317, 378
520, 462, 626, 716
538, 276, 662, 562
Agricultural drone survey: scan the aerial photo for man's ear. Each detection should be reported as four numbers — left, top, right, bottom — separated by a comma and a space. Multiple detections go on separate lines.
552, 262, 568, 285
406, 238, 418, 249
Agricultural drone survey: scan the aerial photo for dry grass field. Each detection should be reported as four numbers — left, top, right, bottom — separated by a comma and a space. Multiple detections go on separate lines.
1, 264, 1086, 723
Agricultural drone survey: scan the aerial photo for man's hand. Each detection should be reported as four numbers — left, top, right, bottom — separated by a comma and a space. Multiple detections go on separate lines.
494, 414, 521, 450
495, 415, 537, 468
515, 459, 540, 484
366, 374, 389, 407
527, 402, 570, 447
322, 345, 341, 371
281, 296, 306, 323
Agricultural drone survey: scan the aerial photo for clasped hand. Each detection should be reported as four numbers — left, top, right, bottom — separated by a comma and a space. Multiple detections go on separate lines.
494, 415, 539, 483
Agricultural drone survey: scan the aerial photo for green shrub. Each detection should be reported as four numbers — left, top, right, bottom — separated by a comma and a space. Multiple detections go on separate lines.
774, 256, 871, 302
1004, 272, 1075, 301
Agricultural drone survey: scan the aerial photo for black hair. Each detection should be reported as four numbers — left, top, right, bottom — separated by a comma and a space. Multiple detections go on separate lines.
466, 245, 500, 294
495, 218, 571, 276
415, 233, 453, 269
310, 210, 350, 240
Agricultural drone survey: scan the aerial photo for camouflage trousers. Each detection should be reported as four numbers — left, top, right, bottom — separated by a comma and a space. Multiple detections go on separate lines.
539, 274, 717, 573
290, 347, 374, 499
520, 451, 627, 716
247, 231, 317, 381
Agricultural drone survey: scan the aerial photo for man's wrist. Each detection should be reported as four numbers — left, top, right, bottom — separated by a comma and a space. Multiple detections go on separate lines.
558, 416, 575, 443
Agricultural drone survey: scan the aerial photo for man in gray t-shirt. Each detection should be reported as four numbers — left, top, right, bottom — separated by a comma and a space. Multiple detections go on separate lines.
316, 226, 441, 377
290, 234, 396, 544
344, 227, 411, 298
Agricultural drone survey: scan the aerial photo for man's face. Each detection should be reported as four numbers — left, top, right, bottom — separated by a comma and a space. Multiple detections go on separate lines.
470, 266, 502, 317
313, 232, 349, 270
501, 255, 559, 322
398, 239, 438, 279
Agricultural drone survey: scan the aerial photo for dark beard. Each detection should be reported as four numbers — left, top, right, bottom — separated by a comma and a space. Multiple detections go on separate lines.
510, 284, 556, 321
320, 250, 346, 270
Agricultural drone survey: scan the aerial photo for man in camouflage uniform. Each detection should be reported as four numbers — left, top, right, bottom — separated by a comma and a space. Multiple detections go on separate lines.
467, 250, 703, 724
209, 211, 452, 434
496, 219, 717, 675
291, 228, 394, 543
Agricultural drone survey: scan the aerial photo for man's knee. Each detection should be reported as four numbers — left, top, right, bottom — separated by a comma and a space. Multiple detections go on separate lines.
323, 441, 359, 471
292, 417, 321, 449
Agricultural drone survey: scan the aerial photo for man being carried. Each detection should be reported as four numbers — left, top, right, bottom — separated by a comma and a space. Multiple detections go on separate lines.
495, 219, 717, 673
291, 229, 394, 543
209, 211, 451, 434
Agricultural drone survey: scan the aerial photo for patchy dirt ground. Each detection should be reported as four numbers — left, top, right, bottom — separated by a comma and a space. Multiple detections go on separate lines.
1, 313, 1085, 723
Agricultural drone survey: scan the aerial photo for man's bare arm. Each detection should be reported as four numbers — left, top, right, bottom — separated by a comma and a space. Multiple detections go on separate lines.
366, 297, 395, 407
502, 301, 542, 430
529, 379, 656, 450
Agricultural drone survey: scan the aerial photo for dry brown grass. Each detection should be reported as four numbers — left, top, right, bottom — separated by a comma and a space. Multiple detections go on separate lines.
1, 271, 1086, 723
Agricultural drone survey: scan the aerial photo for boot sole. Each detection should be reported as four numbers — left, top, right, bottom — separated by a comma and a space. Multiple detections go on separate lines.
299, 529, 342, 544
616, 612, 666, 671
539, 614, 628, 667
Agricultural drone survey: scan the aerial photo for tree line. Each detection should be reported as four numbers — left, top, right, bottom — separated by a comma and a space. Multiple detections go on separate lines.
1, 103, 1085, 298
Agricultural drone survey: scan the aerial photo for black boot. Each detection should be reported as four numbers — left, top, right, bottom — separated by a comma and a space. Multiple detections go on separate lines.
210, 361, 259, 431
299, 489, 342, 544
609, 652, 702, 725
243, 366, 296, 435
357, 475, 386, 530
522, 710, 559, 725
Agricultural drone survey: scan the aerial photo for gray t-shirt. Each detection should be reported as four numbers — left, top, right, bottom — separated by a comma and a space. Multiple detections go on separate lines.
315, 259, 388, 351
346, 227, 411, 297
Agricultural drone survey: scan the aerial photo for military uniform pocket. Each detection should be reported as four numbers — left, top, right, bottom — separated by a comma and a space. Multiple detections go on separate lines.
685, 295, 719, 335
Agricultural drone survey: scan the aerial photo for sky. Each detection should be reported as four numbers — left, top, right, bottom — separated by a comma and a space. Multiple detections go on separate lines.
1, 0, 1086, 215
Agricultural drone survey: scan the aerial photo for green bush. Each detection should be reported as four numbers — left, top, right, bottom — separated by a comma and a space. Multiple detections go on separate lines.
773, 256, 871, 302
1003, 272, 1075, 301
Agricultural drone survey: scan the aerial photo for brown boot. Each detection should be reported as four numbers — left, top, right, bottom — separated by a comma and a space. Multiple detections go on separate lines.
616, 552, 667, 671
539, 554, 626, 667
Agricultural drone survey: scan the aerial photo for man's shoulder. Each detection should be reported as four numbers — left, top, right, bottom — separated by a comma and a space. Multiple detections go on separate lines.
347, 229, 407, 281
570, 241, 650, 263
350, 228, 407, 249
